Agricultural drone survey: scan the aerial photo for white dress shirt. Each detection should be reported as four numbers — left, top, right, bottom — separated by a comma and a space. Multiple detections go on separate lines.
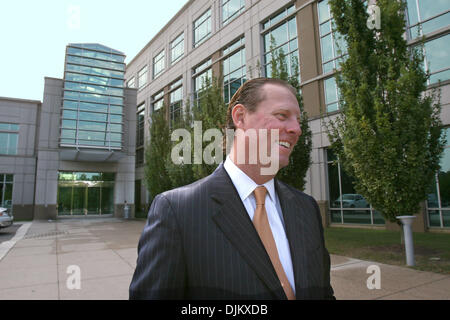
223, 156, 296, 294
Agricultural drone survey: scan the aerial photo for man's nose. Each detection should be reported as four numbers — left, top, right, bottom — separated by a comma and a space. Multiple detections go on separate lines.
287, 118, 302, 137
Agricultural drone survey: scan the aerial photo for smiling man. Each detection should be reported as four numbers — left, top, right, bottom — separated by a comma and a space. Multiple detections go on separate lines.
130, 78, 335, 300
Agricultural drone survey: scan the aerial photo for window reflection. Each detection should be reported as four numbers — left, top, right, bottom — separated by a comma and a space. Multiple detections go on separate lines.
194, 9, 211, 47
327, 148, 384, 225
406, 0, 450, 38
223, 38, 246, 103
263, 11, 298, 79
318, 0, 348, 74
423, 34, 450, 84
427, 128, 450, 228
61, 44, 125, 150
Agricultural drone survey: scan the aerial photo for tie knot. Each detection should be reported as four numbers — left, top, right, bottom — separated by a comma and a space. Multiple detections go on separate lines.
254, 186, 267, 205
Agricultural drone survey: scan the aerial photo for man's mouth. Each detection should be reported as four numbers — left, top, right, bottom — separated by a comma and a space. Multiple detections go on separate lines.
276, 140, 291, 149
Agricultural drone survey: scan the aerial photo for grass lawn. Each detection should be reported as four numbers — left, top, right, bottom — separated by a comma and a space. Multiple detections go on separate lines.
324, 227, 450, 274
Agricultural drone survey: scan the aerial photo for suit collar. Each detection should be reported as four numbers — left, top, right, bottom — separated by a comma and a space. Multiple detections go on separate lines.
223, 157, 277, 203
209, 164, 287, 299
275, 180, 319, 297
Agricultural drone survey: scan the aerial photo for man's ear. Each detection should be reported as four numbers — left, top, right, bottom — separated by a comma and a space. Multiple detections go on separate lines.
231, 104, 246, 129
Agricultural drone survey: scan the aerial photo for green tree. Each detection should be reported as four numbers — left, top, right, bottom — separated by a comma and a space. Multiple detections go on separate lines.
269, 37, 313, 191
191, 76, 228, 180
144, 105, 172, 199
166, 99, 196, 187
326, 0, 445, 222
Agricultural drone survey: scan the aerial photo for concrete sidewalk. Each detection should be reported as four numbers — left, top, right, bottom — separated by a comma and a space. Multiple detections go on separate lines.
0, 218, 448, 300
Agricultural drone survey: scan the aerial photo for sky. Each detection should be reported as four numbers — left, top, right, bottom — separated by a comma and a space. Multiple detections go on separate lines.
0, 0, 189, 101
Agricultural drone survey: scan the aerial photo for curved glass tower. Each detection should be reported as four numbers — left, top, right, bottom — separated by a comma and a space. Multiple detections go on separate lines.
60, 43, 125, 150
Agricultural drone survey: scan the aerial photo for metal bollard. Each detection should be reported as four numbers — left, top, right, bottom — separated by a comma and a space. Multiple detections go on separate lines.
396, 215, 416, 266
124, 201, 130, 219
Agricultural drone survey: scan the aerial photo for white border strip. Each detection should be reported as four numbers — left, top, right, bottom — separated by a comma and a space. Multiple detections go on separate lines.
0, 222, 32, 261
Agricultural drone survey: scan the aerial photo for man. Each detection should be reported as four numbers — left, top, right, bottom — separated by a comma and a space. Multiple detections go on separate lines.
129, 78, 334, 300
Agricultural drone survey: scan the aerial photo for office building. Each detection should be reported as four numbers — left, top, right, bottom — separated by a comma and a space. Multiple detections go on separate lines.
125, 0, 449, 231
0, 43, 137, 220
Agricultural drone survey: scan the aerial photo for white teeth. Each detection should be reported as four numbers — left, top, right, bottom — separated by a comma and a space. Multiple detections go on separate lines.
277, 141, 291, 148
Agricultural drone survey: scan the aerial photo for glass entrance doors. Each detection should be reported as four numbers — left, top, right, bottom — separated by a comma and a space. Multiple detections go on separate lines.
57, 172, 114, 216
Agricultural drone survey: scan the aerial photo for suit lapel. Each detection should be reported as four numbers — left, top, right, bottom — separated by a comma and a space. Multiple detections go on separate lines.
275, 180, 319, 299
209, 165, 286, 299
275, 180, 312, 297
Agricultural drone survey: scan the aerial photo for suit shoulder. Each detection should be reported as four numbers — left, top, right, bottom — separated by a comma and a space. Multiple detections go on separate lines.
158, 173, 213, 203
277, 179, 317, 205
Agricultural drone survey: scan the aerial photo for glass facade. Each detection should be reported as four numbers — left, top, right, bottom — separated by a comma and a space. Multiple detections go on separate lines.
427, 127, 450, 228
222, 0, 245, 25
61, 44, 125, 149
406, 0, 450, 39
138, 65, 148, 89
57, 171, 115, 216
152, 90, 164, 113
136, 103, 145, 166
222, 37, 246, 103
153, 50, 165, 79
193, 59, 212, 105
170, 33, 184, 64
127, 77, 136, 88
422, 34, 450, 84
194, 9, 212, 47
327, 149, 385, 225
406, 1, 450, 85
169, 81, 183, 129
324, 77, 340, 113
262, 5, 299, 79
0, 174, 13, 212
0, 123, 19, 155
318, 0, 347, 74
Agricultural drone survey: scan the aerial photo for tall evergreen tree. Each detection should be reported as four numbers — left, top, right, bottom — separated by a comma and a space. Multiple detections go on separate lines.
144, 105, 172, 199
166, 99, 196, 187
327, 0, 445, 222
191, 76, 228, 180
269, 38, 313, 191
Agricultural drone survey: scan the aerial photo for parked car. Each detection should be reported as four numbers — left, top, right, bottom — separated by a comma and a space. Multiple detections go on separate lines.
333, 194, 369, 208
0, 207, 13, 229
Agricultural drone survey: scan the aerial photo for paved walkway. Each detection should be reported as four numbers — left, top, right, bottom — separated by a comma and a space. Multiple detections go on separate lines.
0, 218, 448, 300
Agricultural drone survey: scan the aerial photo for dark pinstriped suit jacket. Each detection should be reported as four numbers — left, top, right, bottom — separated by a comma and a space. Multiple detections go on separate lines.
129, 164, 334, 300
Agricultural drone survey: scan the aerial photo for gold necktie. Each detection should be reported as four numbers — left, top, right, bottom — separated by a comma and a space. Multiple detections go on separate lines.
253, 186, 295, 300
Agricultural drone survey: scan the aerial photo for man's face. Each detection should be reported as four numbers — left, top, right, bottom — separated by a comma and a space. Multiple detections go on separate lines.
241, 83, 302, 169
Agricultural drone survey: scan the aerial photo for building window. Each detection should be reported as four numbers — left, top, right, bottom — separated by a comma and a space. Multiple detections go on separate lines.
127, 77, 136, 88
194, 9, 212, 47
193, 59, 212, 105
0, 123, 19, 155
152, 90, 165, 113
422, 34, 450, 84
222, 0, 245, 25
169, 81, 183, 129
222, 37, 246, 103
136, 103, 145, 166
427, 127, 450, 228
170, 33, 184, 64
318, 0, 348, 74
406, 0, 450, 39
61, 44, 125, 150
153, 50, 165, 79
138, 65, 148, 89
324, 77, 340, 113
327, 149, 385, 225
57, 172, 115, 216
262, 4, 299, 78
0, 174, 13, 211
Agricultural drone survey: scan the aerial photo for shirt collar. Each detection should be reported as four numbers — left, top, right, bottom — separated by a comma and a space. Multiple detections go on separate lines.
224, 156, 276, 203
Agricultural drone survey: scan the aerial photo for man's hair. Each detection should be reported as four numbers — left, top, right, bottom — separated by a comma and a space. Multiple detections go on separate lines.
226, 77, 297, 130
